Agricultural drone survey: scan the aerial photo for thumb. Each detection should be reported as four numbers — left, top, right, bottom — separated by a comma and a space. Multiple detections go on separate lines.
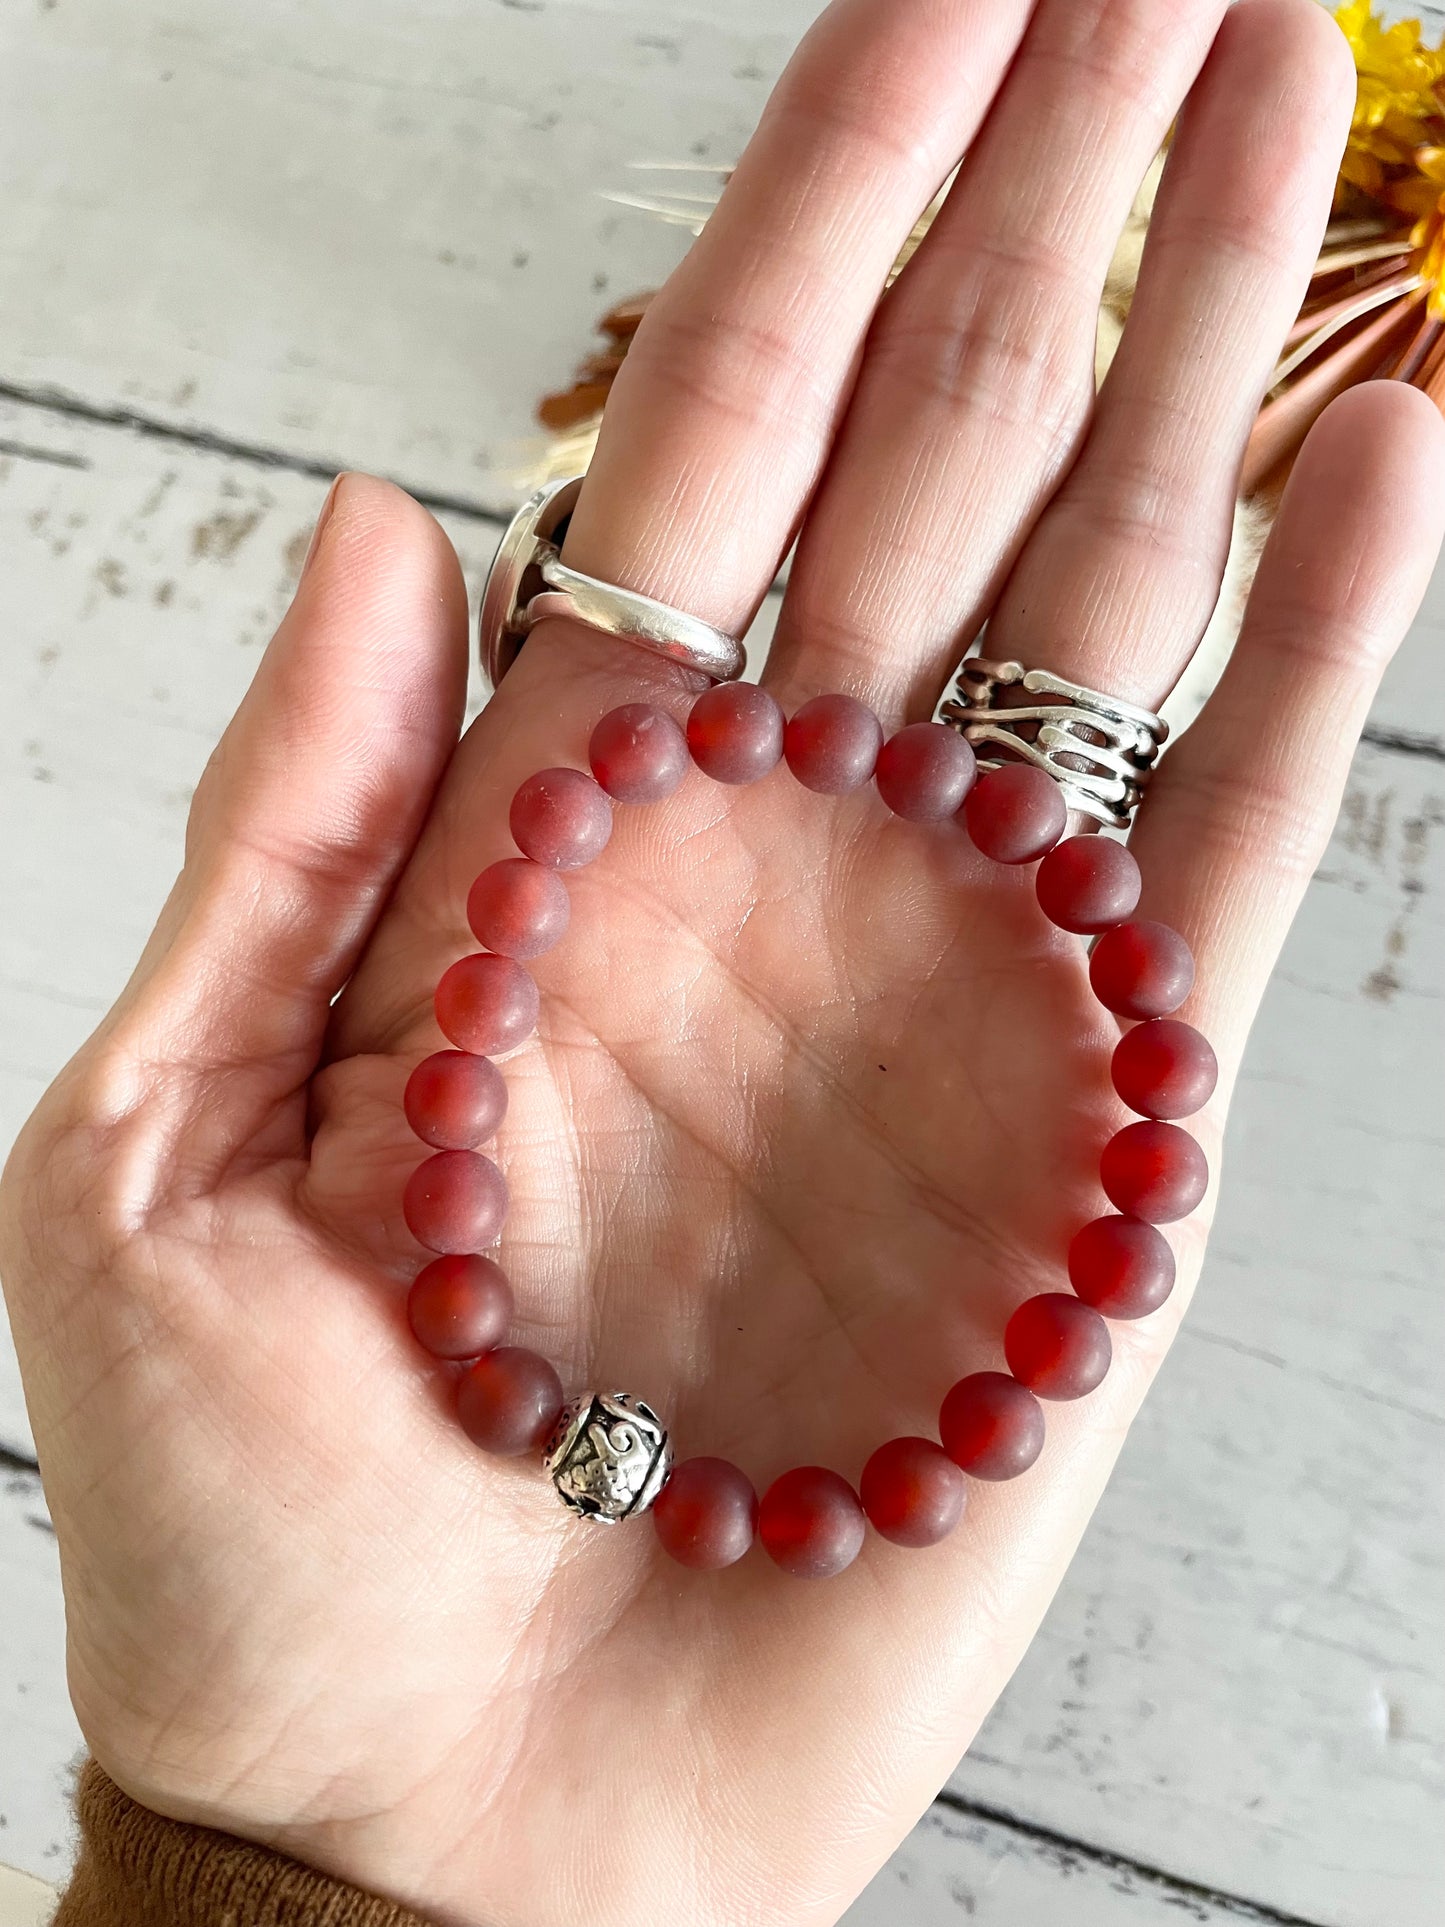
87, 473, 468, 1161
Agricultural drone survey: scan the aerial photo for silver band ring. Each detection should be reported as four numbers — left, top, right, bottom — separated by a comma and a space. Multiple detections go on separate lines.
934, 655, 1167, 832
479, 476, 747, 690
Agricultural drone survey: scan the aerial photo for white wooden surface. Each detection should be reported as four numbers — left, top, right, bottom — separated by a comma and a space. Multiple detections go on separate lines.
0, 0, 791, 516
0, 1863, 53, 1927
2, 2, 1443, 1922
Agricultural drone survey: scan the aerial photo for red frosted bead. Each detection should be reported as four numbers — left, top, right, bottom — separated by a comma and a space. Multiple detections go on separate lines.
456, 1346, 563, 1456
434, 953, 538, 1056
1100, 1120, 1208, 1223
784, 693, 883, 794
1068, 1216, 1175, 1319
874, 722, 976, 822
403, 1050, 507, 1150
466, 859, 570, 960
963, 764, 1067, 864
509, 767, 612, 869
859, 1436, 967, 1548
758, 1466, 867, 1578
687, 683, 784, 784
588, 702, 689, 803
1089, 919, 1195, 1019
653, 1456, 758, 1570
402, 1150, 508, 1253
1004, 1293, 1112, 1400
1111, 1018, 1218, 1120
407, 1254, 513, 1359
1035, 835, 1141, 934
938, 1371, 1046, 1480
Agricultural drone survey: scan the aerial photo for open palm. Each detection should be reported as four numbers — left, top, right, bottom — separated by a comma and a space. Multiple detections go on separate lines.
3, 2, 1443, 1924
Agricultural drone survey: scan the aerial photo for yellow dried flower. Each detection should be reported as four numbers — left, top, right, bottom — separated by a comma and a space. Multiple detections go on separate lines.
1331, 5, 1445, 313
1408, 147, 1445, 316
1335, 0, 1445, 171
533, 4, 1445, 483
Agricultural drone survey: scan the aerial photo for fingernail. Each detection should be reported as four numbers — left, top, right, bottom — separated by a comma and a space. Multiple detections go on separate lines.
299, 475, 343, 581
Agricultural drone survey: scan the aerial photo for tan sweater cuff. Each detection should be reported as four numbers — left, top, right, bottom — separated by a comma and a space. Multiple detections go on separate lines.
54, 1760, 433, 1927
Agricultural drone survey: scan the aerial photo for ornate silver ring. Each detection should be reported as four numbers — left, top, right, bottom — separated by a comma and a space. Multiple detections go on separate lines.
479, 476, 747, 691
934, 656, 1167, 832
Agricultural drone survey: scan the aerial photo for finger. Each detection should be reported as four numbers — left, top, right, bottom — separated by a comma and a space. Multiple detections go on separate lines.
1128, 381, 1445, 1079
93, 475, 468, 1146
765, 0, 1231, 709
552, 0, 1040, 640
981, 0, 1356, 710
327, 0, 1040, 1043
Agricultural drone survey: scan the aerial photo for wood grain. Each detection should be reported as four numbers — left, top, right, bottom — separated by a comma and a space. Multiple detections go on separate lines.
3, 0, 1445, 1916
3, 0, 1439, 750
846, 1796, 1307, 1927
0, 0, 808, 513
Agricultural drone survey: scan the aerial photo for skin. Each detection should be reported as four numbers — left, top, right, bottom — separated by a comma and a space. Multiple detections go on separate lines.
2, 1, 1443, 1923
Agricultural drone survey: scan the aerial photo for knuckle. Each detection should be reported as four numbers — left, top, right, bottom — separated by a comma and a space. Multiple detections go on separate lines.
1152, 747, 1330, 885
771, 598, 885, 685
0, 1044, 184, 1302
773, 67, 939, 181
624, 303, 836, 445
1248, 602, 1398, 681
870, 265, 1092, 457
1028, 0, 1221, 120
1058, 462, 1233, 591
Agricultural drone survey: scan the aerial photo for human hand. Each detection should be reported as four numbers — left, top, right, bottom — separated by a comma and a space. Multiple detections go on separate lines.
3, 2, 1443, 1923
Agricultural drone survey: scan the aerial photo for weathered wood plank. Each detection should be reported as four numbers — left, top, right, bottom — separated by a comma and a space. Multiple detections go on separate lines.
5, 0, 1445, 1913
1, 0, 1441, 740
1, 396, 1441, 1919
947, 733, 1445, 1926
0, 1861, 58, 1927
0, 0, 812, 511
844, 1798, 1302, 1927
0, 397, 499, 1454
0, 1461, 76, 1889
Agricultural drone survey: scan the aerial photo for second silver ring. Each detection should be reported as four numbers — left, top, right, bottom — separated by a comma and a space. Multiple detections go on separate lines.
479, 477, 747, 690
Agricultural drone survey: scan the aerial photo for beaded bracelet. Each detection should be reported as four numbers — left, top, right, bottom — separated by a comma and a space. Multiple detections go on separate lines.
398, 685, 1215, 1579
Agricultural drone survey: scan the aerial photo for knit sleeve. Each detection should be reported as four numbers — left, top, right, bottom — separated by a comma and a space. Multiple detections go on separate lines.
52, 1760, 434, 1927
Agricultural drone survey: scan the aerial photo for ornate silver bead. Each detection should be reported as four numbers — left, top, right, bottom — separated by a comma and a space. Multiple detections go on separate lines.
543, 1390, 672, 1524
